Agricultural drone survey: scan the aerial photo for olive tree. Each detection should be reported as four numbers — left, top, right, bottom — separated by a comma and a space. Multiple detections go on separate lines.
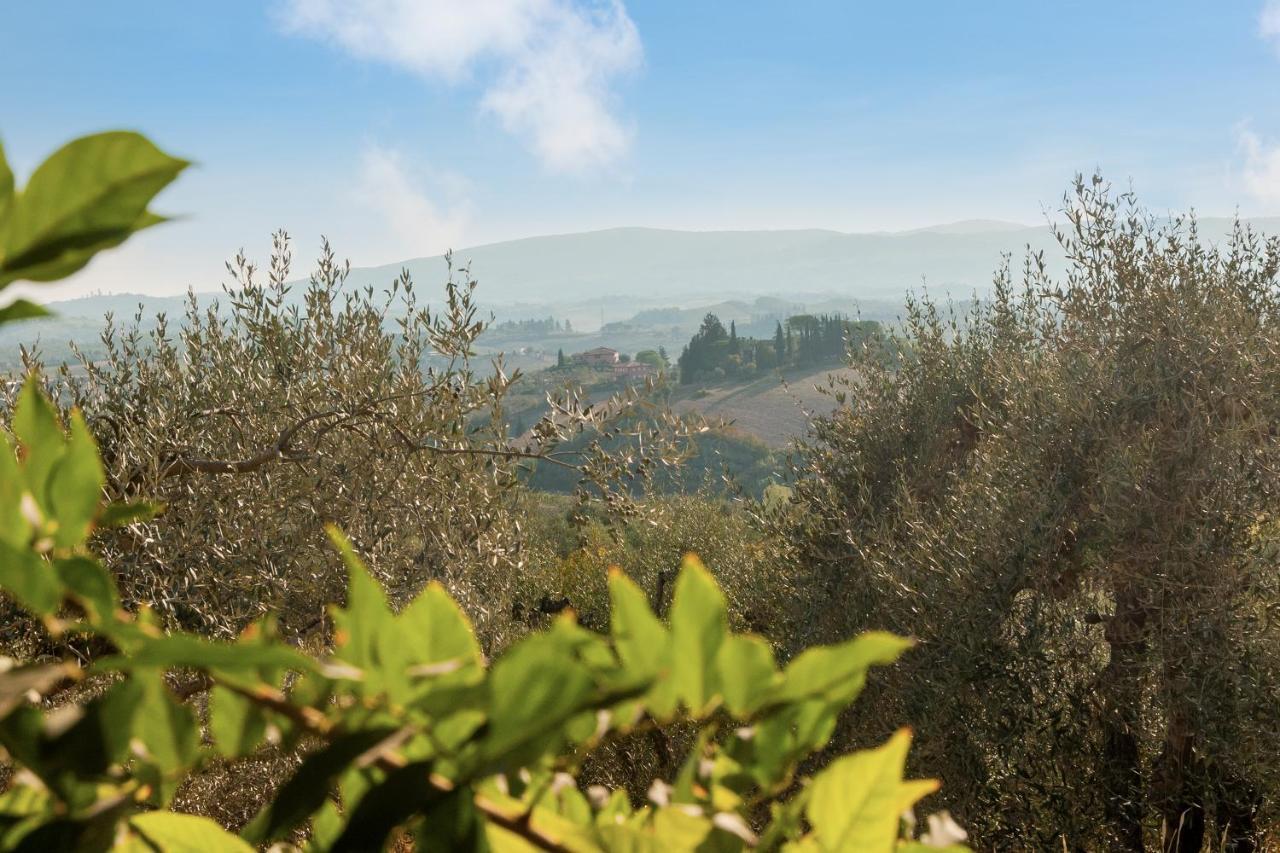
785, 176, 1280, 851
16, 232, 689, 648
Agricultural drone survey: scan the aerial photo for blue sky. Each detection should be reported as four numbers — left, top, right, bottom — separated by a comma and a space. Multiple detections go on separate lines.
3, 1, 1280, 297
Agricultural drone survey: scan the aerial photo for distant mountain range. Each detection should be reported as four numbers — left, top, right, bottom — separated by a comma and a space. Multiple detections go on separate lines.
33, 216, 1280, 314
347, 221, 1058, 305
338, 216, 1280, 304
8, 217, 1280, 370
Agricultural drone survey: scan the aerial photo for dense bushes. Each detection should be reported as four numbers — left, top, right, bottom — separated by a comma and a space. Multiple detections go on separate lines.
45, 238, 524, 643
518, 494, 796, 636
526, 424, 783, 499
784, 176, 1280, 850
0, 376, 973, 851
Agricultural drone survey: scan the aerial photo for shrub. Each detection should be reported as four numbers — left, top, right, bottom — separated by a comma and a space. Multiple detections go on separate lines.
11, 236, 691, 648
37, 236, 528, 644
518, 494, 796, 637
784, 175, 1280, 849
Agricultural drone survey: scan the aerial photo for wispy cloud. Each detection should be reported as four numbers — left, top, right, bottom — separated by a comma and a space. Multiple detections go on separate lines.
354, 144, 472, 260
1237, 126, 1280, 206
1262, 1, 1280, 52
277, 0, 642, 173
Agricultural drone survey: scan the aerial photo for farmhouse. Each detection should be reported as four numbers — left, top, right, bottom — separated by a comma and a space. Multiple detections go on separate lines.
572, 346, 620, 367
613, 361, 654, 380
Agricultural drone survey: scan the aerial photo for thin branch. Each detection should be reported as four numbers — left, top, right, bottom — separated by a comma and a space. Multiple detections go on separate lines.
409, 442, 579, 471
157, 409, 344, 478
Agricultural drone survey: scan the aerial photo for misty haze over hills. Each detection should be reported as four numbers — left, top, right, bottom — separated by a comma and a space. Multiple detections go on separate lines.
346, 219, 1072, 306
10, 217, 1280, 363
38, 217, 1280, 315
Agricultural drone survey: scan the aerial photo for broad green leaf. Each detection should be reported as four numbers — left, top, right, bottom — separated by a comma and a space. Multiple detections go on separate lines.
47, 411, 104, 547
805, 729, 938, 852
11, 375, 64, 511
547, 612, 621, 675
608, 568, 669, 677
0, 132, 188, 287
673, 728, 712, 804
241, 726, 400, 845
0, 783, 50, 820
2, 678, 142, 797
650, 807, 714, 848
97, 499, 162, 528
716, 633, 777, 717
128, 811, 253, 853
54, 555, 119, 624
330, 759, 444, 852
769, 631, 913, 708
594, 806, 713, 852
481, 631, 595, 769
134, 672, 198, 777
309, 799, 345, 852
326, 525, 402, 698
609, 568, 676, 718
0, 708, 46, 787
0, 299, 50, 325
414, 790, 487, 853
476, 789, 599, 852
398, 580, 483, 681
668, 555, 727, 714
0, 432, 30, 548
0, 540, 63, 615
729, 699, 842, 792
102, 632, 312, 673
209, 685, 266, 759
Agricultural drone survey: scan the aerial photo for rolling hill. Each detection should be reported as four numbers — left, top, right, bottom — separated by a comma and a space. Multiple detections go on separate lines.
8, 217, 1279, 372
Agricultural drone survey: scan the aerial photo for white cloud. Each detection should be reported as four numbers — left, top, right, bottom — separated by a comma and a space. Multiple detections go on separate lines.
277, 0, 642, 173
1262, 1, 1280, 52
353, 144, 472, 260
1237, 126, 1280, 206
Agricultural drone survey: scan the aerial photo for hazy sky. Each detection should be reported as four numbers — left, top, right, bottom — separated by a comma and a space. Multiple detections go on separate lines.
4, 1, 1280, 298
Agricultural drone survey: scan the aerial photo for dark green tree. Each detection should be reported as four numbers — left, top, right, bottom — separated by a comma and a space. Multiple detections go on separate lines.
677, 313, 729, 384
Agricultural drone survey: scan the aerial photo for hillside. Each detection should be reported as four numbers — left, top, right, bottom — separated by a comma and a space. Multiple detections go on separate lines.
672, 365, 853, 448
340, 217, 1280, 304
346, 224, 1057, 304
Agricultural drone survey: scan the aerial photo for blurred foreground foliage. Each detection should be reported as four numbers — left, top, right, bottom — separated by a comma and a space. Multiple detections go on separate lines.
0, 376, 965, 852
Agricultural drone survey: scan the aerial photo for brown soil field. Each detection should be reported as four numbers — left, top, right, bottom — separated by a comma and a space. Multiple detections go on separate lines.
672, 365, 858, 448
